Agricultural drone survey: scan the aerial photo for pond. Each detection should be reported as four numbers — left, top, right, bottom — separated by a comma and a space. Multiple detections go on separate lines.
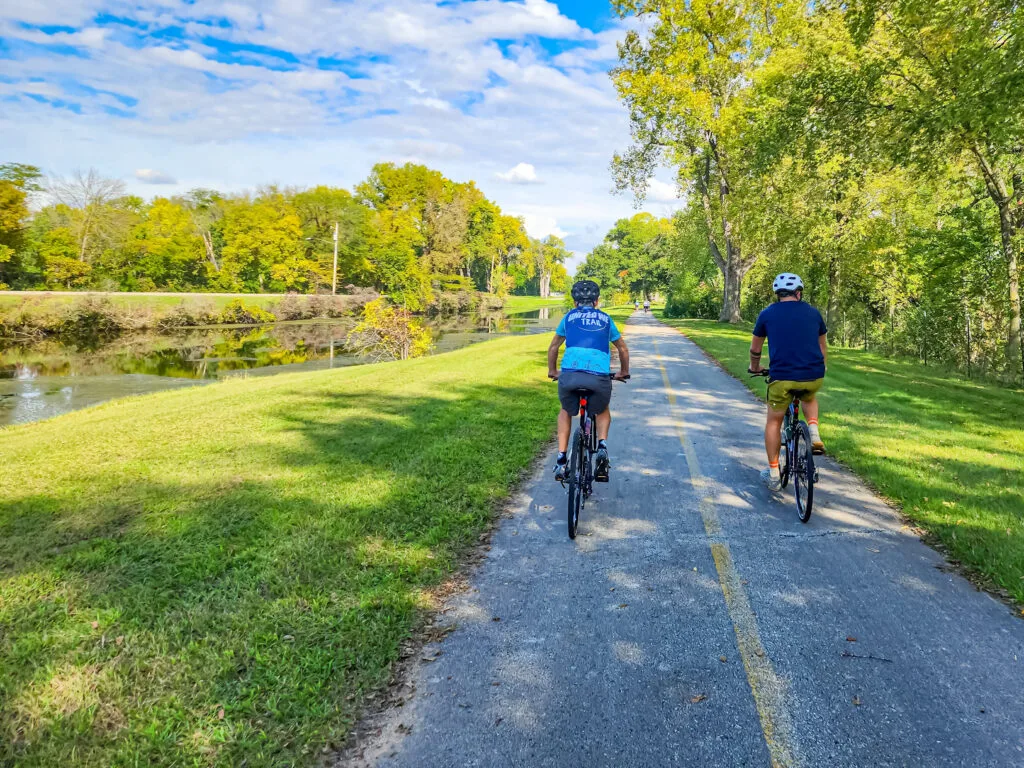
0, 306, 564, 427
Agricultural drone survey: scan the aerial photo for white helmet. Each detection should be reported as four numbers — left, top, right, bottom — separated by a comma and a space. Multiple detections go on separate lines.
772, 273, 804, 294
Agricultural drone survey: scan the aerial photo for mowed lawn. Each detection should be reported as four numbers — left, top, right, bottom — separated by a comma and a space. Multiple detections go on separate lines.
658, 317, 1024, 606
0, 333, 561, 766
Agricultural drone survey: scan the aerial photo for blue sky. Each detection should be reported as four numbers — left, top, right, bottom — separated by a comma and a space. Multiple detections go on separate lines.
0, 1, 682, 262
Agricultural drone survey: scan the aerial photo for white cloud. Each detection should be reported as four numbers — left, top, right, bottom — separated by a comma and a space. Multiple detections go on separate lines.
135, 169, 177, 185
497, 162, 540, 184
0, 0, 668, 257
647, 178, 681, 202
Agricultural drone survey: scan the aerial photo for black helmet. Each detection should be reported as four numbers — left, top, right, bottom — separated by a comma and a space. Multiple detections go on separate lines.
571, 280, 600, 305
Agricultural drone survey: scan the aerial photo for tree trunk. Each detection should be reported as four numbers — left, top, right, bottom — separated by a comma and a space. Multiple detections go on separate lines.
719, 256, 744, 323
971, 145, 1023, 380
487, 251, 496, 293
996, 202, 1023, 379
826, 255, 840, 330
202, 231, 219, 271
540, 269, 551, 298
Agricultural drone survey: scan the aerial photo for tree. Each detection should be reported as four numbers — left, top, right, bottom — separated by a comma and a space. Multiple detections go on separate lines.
611, 0, 797, 321
796, 0, 1024, 377
218, 193, 310, 292
46, 169, 127, 263
292, 186, 374, 290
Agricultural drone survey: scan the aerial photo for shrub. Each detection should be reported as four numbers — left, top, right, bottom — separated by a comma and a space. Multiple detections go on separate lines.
346, 298, 433, 361
156, 301, 219, 330
219, 299, 276, 325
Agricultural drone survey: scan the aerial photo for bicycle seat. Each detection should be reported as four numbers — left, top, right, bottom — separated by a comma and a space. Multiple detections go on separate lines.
571, 387, 595, 396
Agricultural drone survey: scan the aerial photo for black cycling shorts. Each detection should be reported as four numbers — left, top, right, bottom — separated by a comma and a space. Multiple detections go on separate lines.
558, 370, 612, 415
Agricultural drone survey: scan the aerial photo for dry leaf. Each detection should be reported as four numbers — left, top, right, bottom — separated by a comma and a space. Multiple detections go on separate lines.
719, 655, 727, 663
491, 617, 501, 622
491, 682, 501, 687
217, 708, 225, 720
115, 636, 124, 646
755, 649, 765, 658
690, 694, 707, 704
91, 621, 99, 630
617, 603, 629, 609
852, 696, 861, 706
846, 636, 857, 642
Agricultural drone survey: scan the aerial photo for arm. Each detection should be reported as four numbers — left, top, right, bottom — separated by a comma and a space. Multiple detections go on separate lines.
819, 334, 828, 372
613, 337, 630, 380
749, 335, 766, 373
548, 335, 564, 378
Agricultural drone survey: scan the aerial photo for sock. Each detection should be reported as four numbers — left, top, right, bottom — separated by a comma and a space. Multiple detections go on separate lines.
768, 460, 780, 479
807, 418, 821, 442
556, 451, 567, 464
598, 439, 608, 450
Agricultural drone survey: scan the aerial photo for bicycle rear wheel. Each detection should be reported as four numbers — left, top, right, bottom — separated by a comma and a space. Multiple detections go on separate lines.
779, 412, 792, 489
793, 421, 815, 523
567, 428, 585, 539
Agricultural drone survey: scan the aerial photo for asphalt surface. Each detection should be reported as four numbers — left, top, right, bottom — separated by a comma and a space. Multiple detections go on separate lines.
352, 312, 1024, 768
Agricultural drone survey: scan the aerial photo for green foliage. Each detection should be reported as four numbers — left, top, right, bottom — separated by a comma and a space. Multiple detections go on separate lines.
576, 213, 674, 300
612, 0, 1024, 381
218, 298, 276, 325
0, 162, 551, 305
347, 298, 433, 361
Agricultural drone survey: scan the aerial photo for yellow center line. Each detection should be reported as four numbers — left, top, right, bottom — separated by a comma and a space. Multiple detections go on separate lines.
655, 339, 799, 768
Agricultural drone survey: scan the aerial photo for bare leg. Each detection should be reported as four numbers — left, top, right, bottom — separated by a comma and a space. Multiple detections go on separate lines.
595, 408, 611, 441
558, 409, 572, 452
802, 397, 819, 424
765, 408, 786, 465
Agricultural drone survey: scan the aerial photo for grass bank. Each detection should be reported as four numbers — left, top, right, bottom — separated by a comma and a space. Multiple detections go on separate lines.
658, 316, 1024, 606
0, 332, 560, 766
503, 295, 566, 313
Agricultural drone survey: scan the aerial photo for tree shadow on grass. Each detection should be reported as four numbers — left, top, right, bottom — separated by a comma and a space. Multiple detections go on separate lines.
0, 375, 556, 767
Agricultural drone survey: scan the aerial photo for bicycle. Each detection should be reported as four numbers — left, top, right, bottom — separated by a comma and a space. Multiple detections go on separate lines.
749, 370, 817, 523
552, 374, 629, 539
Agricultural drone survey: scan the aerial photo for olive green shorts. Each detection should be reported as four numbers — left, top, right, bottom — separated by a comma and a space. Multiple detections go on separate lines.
766, 378, 824, 411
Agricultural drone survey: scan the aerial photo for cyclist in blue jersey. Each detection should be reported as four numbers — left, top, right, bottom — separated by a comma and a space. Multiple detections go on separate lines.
548, 280, 630, 482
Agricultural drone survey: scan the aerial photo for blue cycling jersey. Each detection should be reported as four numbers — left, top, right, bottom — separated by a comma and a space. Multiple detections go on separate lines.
556, 307, 621, 375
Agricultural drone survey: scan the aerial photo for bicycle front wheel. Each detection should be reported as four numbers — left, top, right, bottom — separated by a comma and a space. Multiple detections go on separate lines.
567, 428, 585, 539
793, 421, 815, 523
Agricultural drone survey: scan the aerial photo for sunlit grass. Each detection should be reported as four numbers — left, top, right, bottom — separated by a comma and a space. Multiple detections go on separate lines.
658, 316, 1024, 605
502, 295, 566, 313
0, 332, 562, 767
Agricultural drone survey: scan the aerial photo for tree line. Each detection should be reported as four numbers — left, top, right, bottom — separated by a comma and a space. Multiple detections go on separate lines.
0, 162, 570, 310
600, 0, 1024, 383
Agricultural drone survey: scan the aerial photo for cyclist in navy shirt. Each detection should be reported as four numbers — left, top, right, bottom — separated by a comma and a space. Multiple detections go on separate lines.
548, 280, 630, 482
748, 273, 828, 491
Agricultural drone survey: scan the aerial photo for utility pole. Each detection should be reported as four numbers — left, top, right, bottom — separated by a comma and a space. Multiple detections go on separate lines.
332, 222, 339, 295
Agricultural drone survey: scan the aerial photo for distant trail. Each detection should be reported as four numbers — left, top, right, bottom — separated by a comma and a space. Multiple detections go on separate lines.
345, 312, 1024, 768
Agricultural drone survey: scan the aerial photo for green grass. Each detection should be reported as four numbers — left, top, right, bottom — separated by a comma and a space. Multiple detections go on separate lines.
502, 295, 566, 313
0, 333, 565, 766
0, 291, 288, 312
657, 315, 1024, 606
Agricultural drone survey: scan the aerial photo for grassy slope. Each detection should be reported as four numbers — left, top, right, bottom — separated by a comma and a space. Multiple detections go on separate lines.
0, 333, 564, 767
503, 295, 566, 313
657, 316, 1024, 606
0, 292, 288, 311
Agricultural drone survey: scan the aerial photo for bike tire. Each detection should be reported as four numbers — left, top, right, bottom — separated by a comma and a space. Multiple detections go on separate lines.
793, 421, 815, 523
567, 428, 585, 539
779, 414, 792, 489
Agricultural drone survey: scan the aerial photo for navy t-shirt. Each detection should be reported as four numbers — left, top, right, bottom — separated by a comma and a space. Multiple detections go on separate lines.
753, 301, 828, 381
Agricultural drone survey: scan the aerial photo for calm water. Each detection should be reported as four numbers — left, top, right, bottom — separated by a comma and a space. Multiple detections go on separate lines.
0, 307, 563, 427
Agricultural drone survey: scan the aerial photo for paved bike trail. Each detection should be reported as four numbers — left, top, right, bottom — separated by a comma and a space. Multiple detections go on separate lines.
349, 313, 1024, 767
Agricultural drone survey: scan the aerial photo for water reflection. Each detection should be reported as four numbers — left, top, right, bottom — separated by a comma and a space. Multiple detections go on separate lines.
0, 307, 563, 427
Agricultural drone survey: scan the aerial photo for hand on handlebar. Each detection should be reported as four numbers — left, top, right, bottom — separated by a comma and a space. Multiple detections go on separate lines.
613, 371, 631, 382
